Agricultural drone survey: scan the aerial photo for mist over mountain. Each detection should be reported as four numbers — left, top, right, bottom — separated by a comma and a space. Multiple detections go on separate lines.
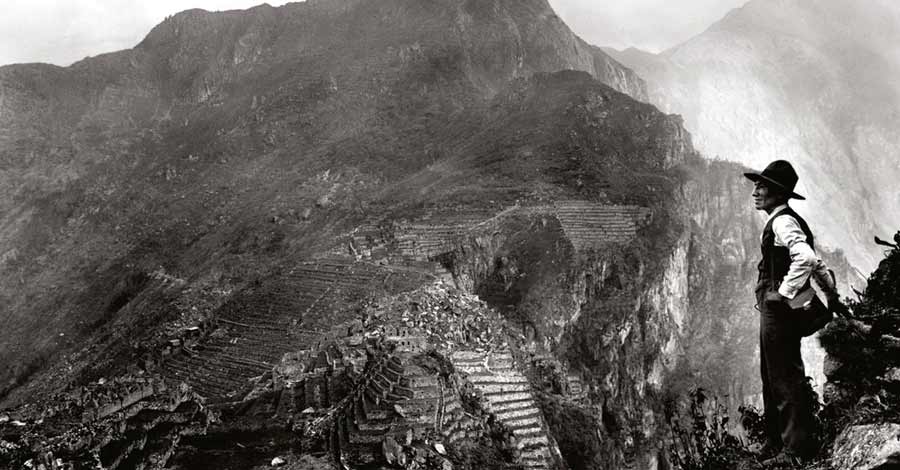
0, 1, 868, 469
606, 0, 900, 275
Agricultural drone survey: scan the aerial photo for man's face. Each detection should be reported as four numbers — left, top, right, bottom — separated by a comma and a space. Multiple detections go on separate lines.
752, 181, 784, 212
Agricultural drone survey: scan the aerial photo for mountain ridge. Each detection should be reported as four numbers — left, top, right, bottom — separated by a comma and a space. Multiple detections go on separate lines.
0, 1, 859, 468
605, 0, 900, 275
0, 0, 658, 415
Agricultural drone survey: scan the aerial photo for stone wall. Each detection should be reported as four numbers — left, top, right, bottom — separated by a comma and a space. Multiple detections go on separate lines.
452, 349, 559, 469
160, 259, 428, 401
552, 202, 652, 252
0, 378, 210, 470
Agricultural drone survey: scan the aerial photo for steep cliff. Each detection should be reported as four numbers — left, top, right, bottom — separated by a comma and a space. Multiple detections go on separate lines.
605, 0, 900, 275
0, 1, 853, 469
430, 157, 772, 468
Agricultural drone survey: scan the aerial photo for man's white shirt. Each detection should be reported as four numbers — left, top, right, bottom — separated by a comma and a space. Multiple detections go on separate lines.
765, 204, 834, 300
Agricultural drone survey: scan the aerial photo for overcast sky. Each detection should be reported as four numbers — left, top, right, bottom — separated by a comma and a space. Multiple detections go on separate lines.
0, 0, 750, 67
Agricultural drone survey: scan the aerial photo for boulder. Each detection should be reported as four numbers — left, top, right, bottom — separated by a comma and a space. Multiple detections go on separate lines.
382, 436, 404, 465
880, 368, 900, 384
880, 335, 900, 354
856, 395, 887, 415
831, 423, 900, 470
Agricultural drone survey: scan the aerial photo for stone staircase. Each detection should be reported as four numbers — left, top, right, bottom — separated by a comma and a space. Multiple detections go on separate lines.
451, 350, 556, 469
438, 385, 481, 445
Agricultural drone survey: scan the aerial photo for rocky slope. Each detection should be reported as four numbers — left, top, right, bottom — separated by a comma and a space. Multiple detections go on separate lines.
0, 1, 855, 469
818, 234, 900, 469
0, 0, 646, 403
605, 0, 900, 275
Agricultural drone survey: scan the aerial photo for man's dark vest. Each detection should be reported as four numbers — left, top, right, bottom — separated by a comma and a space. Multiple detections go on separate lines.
758, 206, 815, 291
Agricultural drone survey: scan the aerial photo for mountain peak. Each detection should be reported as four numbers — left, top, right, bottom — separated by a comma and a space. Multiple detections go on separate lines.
609, 0, 900, 273
0, 0, 656, 403
128, 0, 647, 102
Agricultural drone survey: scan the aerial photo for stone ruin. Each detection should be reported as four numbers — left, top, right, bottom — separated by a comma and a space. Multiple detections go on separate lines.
0, 377, 211, 470
156, 258, 433, 402
450, 350, 559, 469
258, 319, 476, 468
344, 200, 654, 270
192, 282, 564, 469
1, 274, 573, 469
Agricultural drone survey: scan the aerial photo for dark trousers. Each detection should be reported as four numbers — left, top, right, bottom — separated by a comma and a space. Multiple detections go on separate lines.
758, 290, 819, 457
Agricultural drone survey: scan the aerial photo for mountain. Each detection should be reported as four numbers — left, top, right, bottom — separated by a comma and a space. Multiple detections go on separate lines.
0, 0, 645, 400
0, 1, 853, 468
605, 0, 900, 275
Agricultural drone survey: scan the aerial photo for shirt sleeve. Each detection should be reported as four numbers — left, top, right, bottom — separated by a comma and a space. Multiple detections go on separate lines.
772, 215, 818, 299
809, 259, 838, 304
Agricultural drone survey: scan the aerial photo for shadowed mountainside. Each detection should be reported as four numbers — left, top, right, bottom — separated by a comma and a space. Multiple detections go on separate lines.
0, 0, 647, 400
0, 1, 857, 468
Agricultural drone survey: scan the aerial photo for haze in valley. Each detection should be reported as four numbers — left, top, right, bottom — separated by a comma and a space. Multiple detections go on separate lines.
2, 1, 898, 468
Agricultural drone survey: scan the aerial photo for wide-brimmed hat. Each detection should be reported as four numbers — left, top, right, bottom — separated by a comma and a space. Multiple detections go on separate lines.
743, 160, 805, 200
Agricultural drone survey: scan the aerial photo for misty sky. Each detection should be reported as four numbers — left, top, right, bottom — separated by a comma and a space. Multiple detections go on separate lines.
547, 0, 749, 52
0, 0, 750, 67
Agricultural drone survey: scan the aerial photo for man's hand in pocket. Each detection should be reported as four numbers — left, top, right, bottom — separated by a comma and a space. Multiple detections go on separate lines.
764, 291, 786, 305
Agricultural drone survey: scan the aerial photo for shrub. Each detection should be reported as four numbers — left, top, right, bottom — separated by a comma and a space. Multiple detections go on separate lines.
667, 388, 752, 470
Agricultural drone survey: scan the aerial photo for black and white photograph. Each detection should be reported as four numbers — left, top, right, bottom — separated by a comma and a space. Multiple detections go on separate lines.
1, 1, 898, 469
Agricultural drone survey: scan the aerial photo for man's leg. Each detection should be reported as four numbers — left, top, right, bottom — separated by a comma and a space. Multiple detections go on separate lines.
764, 304, 819, 458
759, 305, 783, 451
779, 335, 819, 457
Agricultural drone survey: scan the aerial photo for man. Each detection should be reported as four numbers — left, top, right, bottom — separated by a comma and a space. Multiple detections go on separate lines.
743, 160, 846, 465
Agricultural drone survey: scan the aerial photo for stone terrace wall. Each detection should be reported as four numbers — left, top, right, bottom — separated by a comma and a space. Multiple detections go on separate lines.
550, 201, 652, 253
161, 259, 429, 401
451, 349, 559, 470
344, 200, 652, 268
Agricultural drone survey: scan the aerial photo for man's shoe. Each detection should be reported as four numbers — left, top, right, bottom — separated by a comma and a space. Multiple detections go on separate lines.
761, 451, 803, 467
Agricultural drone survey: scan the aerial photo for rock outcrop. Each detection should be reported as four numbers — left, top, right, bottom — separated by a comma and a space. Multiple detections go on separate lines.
0, 1, 862, 469
819, 234, 900, 468
0, 378, 210, 470
831, 423, 900, 470
0, 0, 649, 407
